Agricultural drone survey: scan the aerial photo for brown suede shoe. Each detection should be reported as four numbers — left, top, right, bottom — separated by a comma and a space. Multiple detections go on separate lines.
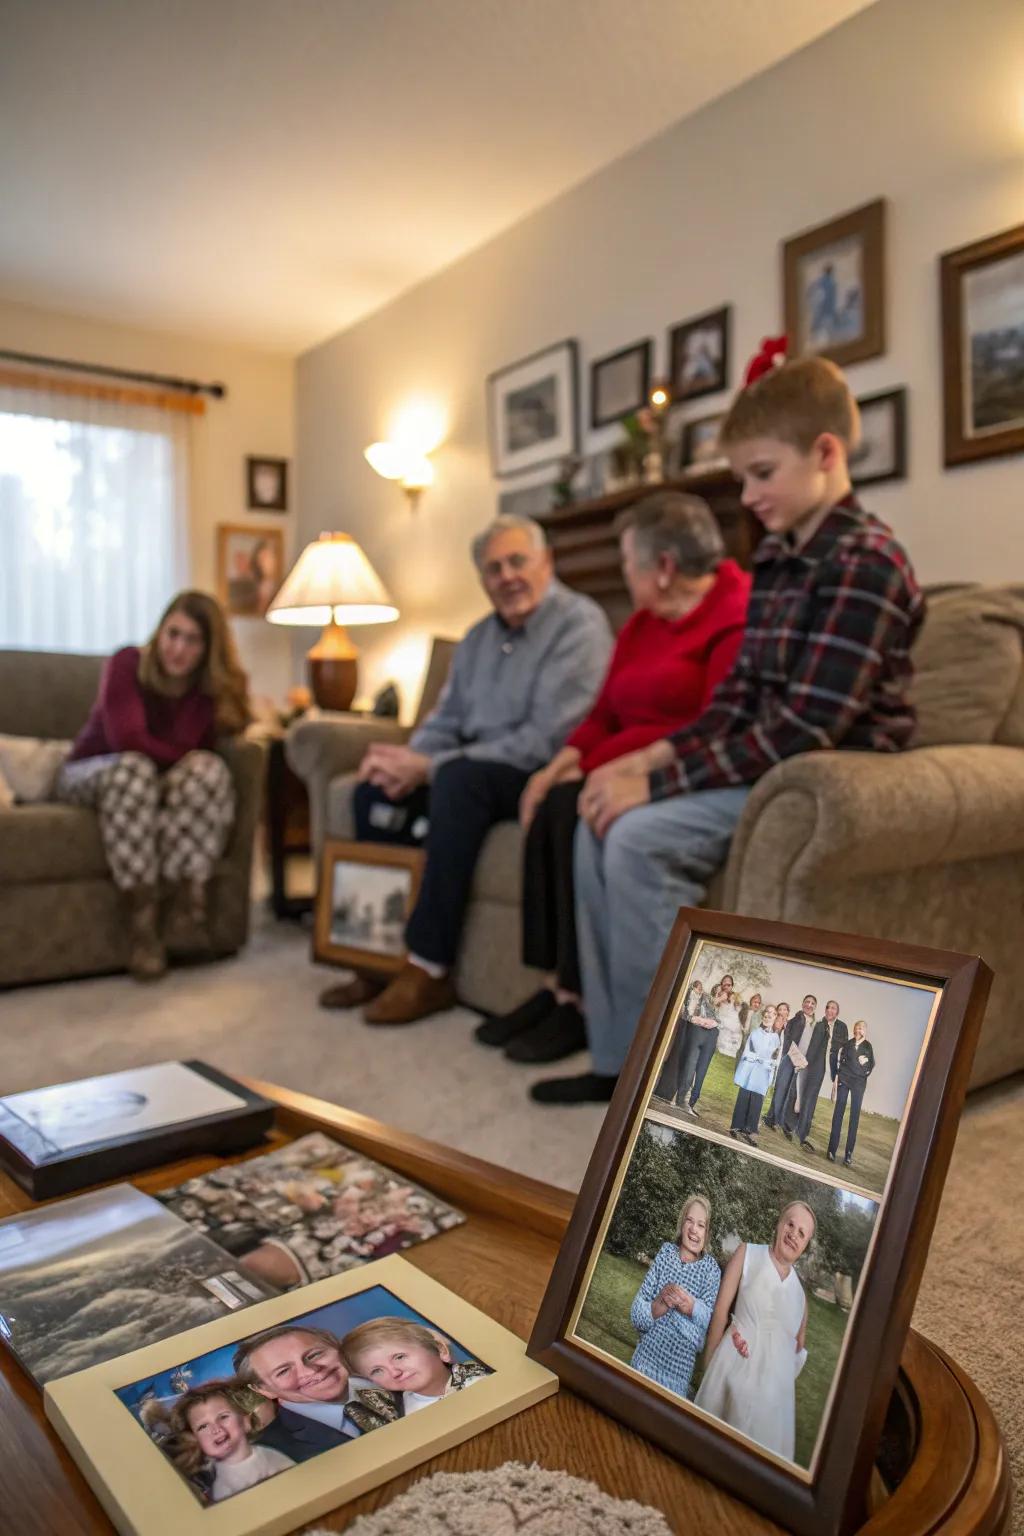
319, 973, 387, 1010
363, 963, 457, 1025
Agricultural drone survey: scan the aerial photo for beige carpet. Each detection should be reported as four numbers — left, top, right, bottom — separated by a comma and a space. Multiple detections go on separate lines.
2, 908, 1020, 1528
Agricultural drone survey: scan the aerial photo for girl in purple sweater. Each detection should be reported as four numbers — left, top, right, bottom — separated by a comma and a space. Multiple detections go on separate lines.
57, 591, 251, 980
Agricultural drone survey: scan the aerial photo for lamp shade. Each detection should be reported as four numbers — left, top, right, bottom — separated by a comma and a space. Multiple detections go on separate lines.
266, 532, 399, 628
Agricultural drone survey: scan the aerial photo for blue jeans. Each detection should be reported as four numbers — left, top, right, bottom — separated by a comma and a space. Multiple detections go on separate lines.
573, 787, 750, 1076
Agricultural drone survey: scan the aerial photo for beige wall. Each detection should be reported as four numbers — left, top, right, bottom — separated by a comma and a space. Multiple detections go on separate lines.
0, 298, 296, 700
297, 0, 1024, 720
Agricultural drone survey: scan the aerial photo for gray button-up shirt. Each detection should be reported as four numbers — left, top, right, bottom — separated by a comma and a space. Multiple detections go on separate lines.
410, 578, 613, 776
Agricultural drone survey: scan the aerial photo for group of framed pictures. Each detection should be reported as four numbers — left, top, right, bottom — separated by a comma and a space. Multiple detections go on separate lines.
487, 197, 1023, 492
528, 909, 990, 1536
210, 456, 290, 619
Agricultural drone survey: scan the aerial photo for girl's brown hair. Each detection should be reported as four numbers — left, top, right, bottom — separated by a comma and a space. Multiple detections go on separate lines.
167, 1378, 253, 1476
139, 590, 251, 735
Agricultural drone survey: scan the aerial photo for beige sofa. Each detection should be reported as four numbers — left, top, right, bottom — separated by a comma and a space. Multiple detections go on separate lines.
287, 586, 1024, 1091
0, 649, 263, 988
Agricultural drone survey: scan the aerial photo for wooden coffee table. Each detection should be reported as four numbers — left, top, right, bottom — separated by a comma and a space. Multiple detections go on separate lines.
0, 1080, 1010, 1535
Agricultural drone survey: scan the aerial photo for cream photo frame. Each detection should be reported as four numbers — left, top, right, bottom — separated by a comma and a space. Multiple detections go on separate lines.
46, 1254, 558, 1536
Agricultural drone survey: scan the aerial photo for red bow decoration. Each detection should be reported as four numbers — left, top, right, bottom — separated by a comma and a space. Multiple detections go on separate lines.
743, 336, 788, 387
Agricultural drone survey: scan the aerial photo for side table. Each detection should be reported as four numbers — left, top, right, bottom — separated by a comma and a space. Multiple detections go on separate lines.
265, 734, 313, 920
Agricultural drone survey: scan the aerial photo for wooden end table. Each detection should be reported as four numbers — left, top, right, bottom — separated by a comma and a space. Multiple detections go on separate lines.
0, 1081, 1010, 1534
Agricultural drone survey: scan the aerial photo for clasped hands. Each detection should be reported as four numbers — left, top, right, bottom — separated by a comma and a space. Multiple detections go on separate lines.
576, 740, 676, 838
657, 1282, 696, 1318
357, 742, 430, 800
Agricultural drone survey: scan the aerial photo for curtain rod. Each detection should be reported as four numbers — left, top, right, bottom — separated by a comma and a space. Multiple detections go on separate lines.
0, 348, 227, 399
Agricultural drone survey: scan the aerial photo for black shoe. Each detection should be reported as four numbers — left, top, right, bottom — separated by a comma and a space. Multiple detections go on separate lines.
826, 1150, 836, 1163
742, 1133, 759, 1147
505, 1002, 586, 1064
530, 1072, 618, 1105
729, 1128, 741, 1140
782, 1127, 794, 1142
801, 1140, 816, 1154
475, 989, 555, 1048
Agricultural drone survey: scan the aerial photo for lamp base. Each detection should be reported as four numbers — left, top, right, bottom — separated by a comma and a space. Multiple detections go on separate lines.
307, 622, 359, 712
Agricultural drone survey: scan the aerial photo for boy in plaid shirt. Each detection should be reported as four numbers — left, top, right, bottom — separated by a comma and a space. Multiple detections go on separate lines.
533, 351, 924, 1104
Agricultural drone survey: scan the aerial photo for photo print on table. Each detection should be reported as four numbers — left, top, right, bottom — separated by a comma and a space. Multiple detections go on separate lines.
114, 1280, 492, 1507
158, 1131, 465, 1291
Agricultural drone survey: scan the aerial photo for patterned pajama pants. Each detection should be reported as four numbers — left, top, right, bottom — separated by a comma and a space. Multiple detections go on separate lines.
56, 751, 235, 891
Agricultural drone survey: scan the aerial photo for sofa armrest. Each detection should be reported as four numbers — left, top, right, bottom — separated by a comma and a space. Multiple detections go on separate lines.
286, 714, 410, 859
724, 744, 1024, 913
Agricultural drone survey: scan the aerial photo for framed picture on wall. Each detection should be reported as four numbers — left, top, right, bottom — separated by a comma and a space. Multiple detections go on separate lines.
850, 388, 907, 487
528, 908, 990, 1536
940, 221, 1024, 466
678, 411, 728, 471
216, 524, 285, 618
487, 339, 579, 478
590, 340, 652, 428
668, 306, 730, 403
783, 200, 886, 367
245, 455, 289, 512
314, 839, 425, 973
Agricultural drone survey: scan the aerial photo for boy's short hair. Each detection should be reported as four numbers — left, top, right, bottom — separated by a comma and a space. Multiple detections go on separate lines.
720, 356, 860, 453
342, 1316, 450, 1370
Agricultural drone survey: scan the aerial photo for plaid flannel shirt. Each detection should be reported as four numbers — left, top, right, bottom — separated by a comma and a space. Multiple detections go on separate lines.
649, 497, 924, 800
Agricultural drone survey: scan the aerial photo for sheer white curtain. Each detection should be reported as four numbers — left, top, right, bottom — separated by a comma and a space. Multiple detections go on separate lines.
0, 377, 191, 653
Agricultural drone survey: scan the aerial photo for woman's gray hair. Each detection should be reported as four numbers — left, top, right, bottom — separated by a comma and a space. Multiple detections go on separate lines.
471, 514, 548, 571
614, 491, 724, 577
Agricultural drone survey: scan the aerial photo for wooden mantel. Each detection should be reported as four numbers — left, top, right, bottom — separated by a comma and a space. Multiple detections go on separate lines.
538, 467, 760, 627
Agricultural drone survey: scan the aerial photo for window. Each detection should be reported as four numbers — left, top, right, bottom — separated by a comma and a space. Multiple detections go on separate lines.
0, 379, 191, 654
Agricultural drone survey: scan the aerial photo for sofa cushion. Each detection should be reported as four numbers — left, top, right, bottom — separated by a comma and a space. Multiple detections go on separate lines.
0, 804, 108, 884
0, 735, 72, 802
470, 822, 524, 904
910, 586, 1024, 748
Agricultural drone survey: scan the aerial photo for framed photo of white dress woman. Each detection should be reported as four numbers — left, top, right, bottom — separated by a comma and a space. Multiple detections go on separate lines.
528, 910, 990, 1536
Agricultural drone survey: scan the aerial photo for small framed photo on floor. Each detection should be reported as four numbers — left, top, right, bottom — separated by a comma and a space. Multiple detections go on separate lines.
314, 839, 424, 974
528, 909, 991, 1536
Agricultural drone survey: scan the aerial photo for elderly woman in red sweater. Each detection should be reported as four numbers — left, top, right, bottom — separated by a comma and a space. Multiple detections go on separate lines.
477, 491, 750, 1062
56, 591, 251, 981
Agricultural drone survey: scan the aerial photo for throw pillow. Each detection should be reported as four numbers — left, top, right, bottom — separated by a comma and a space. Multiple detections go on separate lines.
910, 586, 1024, 748
0, 735, 73, 803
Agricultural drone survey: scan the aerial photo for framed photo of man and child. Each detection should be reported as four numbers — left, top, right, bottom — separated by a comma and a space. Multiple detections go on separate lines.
528, 910, 990, 1536
45, 1255, 557, 1536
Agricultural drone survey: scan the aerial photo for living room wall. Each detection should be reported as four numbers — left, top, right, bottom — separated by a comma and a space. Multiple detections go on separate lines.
297, 0, 1024, 718
0, 298, 296, 701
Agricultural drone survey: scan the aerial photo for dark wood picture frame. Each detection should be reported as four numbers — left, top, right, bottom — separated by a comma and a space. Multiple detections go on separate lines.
679, 410, 728, 472
0, 1061, 274, 1200
246, 455, 289, 512
668, 306, 731, 402
851, 387, 908, 488
314, 838, 425, 974
216, 522, 285, 618
590, 340, 652, 428
487, 339, 579, 478
527, 909, 990, 1536
783, 199, 886, 368
940, 221, 1024, 467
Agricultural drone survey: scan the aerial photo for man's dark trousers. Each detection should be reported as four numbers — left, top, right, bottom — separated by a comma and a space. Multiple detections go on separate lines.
827, 1079, 866, 1160
353, 758, 528, 967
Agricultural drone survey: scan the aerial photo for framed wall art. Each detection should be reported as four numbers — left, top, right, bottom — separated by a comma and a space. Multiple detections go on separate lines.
216, 524, 284, 618
590, 340, 652, 428
783, 200, 886, 367
528, 909, 990, 1536
246, 456, 289, 512
314, 839, 424, 974
487, 339, 579, 478
668, 306, 731, 402
850, 388, 907, 488
45, 1254, 558, 1535
940, 221, 1024, 466
678, 411, 728, 472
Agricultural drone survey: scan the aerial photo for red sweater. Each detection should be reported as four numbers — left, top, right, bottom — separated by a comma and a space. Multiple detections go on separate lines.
566, 559, 751, 772
68, 646, 216, 768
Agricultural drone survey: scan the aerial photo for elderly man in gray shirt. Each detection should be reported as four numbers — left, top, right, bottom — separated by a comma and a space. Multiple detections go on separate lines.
320, 513, 612, 1025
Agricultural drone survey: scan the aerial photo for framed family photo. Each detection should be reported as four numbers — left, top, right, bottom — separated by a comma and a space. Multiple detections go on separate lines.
678, 411, 728, 472
487, 339, 579, 478
314, 839, 424, 974
590, 339, 652, 427
245, 456, 288, 513
45, 1254, 558, 1536
940, 221, 1024, 466
850, 388, 907, 488
528, 910, 990, 1536
216, 524, 284, 619
783, 200, 886, 368
668, 306, 731, 402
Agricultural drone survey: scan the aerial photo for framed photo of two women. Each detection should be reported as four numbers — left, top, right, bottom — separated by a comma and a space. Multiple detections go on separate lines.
528, 910, 991, 1536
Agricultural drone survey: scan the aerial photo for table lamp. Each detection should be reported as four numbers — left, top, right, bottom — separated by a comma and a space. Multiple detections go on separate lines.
266, 532, 398, 711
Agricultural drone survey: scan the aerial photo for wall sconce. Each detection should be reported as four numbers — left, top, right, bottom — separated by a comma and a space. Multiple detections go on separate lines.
363, 441, 435, 507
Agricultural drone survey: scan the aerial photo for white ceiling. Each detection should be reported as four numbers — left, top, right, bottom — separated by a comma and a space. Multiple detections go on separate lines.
1, 0, 877, 355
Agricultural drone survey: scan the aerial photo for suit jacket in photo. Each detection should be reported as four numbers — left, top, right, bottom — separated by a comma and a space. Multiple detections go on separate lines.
765, 1016, 805, 1122
254, 1389, 400, 1463
792, 1016, 849, 1139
